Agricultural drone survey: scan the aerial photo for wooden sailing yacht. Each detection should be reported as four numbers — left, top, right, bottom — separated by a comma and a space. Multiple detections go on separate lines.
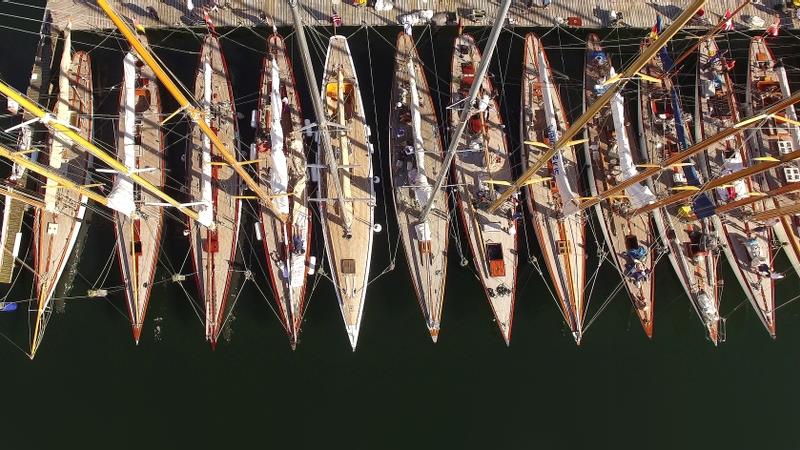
0, 11, 55, 285
747, 37, 800, 286
188, 33, 241, 347
697, 37, 776, 337
521, 34, 585, 343
31, 27, 93, 357
111, 33, 165, 344
583, 34, 658, 338
638, 30, 723, 344
451, 33, 518, 344
318, 35, 375, 349
255, 32, 311, 349
389, 32, 448, 342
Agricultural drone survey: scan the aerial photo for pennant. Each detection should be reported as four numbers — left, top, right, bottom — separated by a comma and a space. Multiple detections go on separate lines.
767, 16, 780, 37
722, 9, 734, 31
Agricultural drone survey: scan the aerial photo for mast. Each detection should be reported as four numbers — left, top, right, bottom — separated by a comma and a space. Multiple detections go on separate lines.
288, 0, 352, 235
96, 0, 287, 223
0, 81, 206, 225
578, 90, 800, 212
487, 0, 707, 213
419, 0, 511, 223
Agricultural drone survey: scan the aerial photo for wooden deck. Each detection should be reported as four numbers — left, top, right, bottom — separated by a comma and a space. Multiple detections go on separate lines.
188, 33, 241, 346
32, 45, 94, 357
255, 32, 311, 349
521, 33, 585, 343
318, 35, 375, 349
114, 33, 166, 343
389, 31, 449, 342
638, 35, 722, 344
582, 33, 655, 338
48, 0, 796, 31
451, 33, 517, 344
698, 37, 775, 338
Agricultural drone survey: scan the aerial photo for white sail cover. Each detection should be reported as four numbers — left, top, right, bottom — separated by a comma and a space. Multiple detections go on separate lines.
608, 68, 656, 208
776, 65, 800, 151
269, 58, 290, 215
714, 150, 748, 202
537, 51, 579, 216
106, 52, 137, 217
407, 57, 432, 210
199, 59, 214, 227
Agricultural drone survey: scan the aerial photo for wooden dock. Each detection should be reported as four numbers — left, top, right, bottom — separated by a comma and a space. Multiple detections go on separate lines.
48, 0, 795, 31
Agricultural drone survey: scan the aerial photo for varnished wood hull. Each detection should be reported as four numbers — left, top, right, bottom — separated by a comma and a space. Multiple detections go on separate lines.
389, 32, 448, 342
451, 34, 518, 344
256, 33, 311, 349
638, 38, 721, 344
188, 34, 241, 347
114, 36, 165, 344
32, 49, 93, 357
582, 33, 655, 338
521, 33, 585, 343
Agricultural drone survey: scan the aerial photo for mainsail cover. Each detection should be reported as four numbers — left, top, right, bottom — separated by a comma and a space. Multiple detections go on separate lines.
608, 67, 656, 208
269, 58, 290, 215
407, 57, 432, 210
199, 59, 214, 227
106, 52, 137, 216
537, 51, 579, 216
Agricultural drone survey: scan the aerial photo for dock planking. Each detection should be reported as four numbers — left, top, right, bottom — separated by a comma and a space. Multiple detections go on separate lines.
48, 0, 794, 31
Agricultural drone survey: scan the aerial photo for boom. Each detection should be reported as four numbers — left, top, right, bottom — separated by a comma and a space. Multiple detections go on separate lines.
487, 0, 707, 213
96, 0, 287, 223
0, 81, 207, 227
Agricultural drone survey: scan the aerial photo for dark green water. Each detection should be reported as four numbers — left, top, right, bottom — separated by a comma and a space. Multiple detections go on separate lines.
2, 2, 800, 448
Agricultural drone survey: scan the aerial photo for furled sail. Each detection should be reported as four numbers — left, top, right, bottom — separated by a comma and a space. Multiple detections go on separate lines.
269, 58, 290, 215
199, 58, 214, 227
106, 52, 137, 216
537, 51, 579, 216
407, 57, 431, 209
608, 67, 656, 208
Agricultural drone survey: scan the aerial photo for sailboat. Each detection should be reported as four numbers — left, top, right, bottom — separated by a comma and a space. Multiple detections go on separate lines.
638, 24, 723, 344
521, 33, 585, 343
110, 33, 165, 344
583, 34, 658, 338
389, 31, 448, 342
255, 32, 312, 349
747, 36, 800, 284
31, 27, 93, 357
451, 33, 518, 344
318, 35, 375, 349
188, 33, 241, 347
697, 37, 776, 337
0, 11, 55, 285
